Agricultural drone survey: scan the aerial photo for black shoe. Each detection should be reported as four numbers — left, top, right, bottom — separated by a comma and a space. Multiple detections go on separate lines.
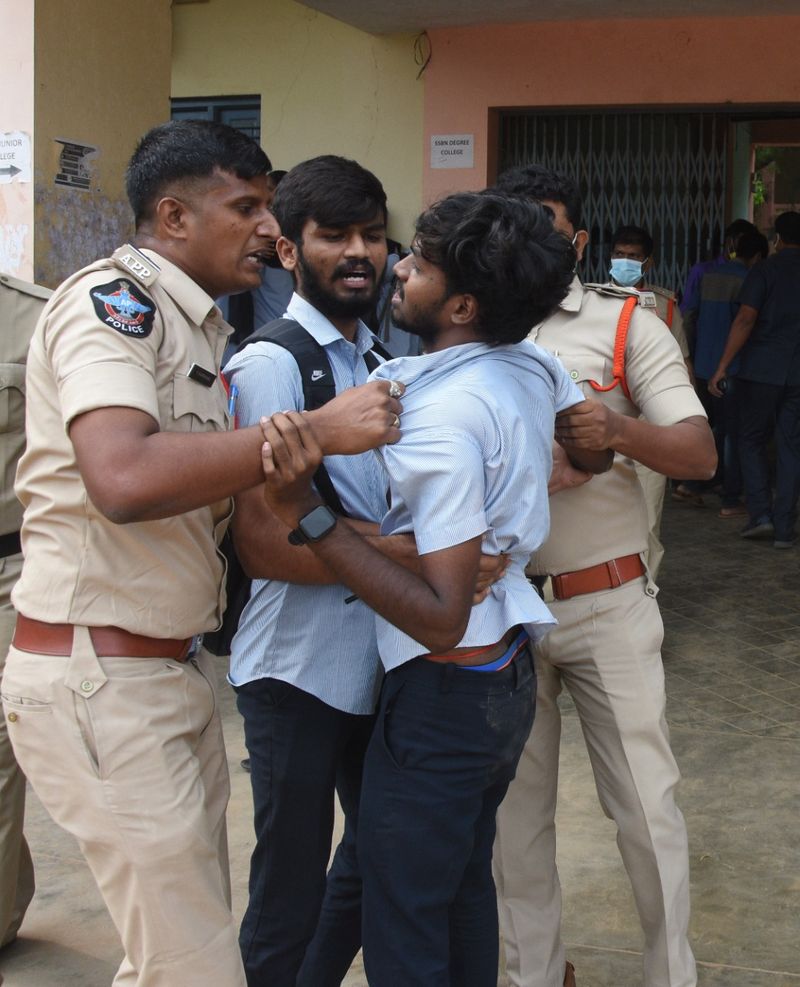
740, 518, 774, 539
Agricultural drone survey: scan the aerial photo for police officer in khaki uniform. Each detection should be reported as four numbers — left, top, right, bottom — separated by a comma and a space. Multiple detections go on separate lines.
605, 224, 694, 577
491, 167, 716, 987
0, 121, 402, 987
0, 272, 50, 951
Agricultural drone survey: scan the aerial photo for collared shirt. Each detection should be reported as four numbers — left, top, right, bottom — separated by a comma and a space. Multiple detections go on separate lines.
13, 247, 233, 637
0, 273, 51, 537
528, 276, 705, 576
370, 340, 583, 672
225, 294, 387, 714
737, 249, 800, 385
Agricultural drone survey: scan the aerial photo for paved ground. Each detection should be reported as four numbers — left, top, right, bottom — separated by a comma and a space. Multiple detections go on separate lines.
2, 492, 799, 986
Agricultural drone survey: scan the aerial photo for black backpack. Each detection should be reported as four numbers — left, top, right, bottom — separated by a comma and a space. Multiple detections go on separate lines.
203, 318, 390, 656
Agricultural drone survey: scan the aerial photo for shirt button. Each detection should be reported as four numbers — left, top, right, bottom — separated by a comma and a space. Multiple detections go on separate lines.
80, 680, 95, 693
646, 587, 656, 597
7, 712, 18, 723
570, 370, 579, 380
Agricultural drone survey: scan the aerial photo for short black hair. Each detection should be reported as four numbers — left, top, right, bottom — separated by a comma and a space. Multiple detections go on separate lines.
271, 155, 387, 243
724, 218, 757, 242
611, 224, 653, 258
125, 120, 271, 227
736, 230, 769, 261
414, 191, 575, 345
775, 210, 800, 245
494, 164, 583, 229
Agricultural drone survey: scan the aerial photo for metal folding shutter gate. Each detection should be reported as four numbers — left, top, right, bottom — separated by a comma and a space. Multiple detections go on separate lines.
498, 111, 729, 295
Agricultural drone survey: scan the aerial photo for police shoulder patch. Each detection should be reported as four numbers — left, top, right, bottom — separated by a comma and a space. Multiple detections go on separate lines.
90, 279, 155, 338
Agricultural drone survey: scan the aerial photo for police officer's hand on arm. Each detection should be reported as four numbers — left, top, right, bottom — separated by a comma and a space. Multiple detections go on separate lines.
259, 411, 485, 653
68, 379, 404, 525
554, 398, 716, 480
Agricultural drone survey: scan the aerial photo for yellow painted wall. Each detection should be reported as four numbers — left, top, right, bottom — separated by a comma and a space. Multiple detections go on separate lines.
172, 0, 424, 246
33, 0, 172, 286
0, 0, 35, 279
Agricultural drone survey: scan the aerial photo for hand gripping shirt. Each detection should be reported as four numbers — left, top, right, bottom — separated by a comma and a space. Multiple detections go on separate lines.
13, 247, 234, 638
370, 340, 583, 672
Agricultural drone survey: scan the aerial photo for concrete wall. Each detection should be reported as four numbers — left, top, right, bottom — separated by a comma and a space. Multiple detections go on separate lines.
33, 0, 172, 286
172, 0, 424, 245
423, 15, 800, 205
0, 0, 36, 279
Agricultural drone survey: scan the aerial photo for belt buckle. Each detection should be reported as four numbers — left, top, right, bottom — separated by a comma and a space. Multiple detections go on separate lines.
532, 575, 555, 603
186, 634, 203, 659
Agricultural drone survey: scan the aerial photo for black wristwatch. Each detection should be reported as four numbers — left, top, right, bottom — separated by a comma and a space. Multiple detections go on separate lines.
287, 505, 338, 545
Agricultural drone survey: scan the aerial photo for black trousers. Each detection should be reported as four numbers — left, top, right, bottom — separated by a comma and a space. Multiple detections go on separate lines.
236, 677, 374, 987
358, 651, 536, 987
737, 378, 800, 539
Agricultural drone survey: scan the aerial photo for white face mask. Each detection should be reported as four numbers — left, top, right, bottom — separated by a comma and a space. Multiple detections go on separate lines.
609, 257, 645, 287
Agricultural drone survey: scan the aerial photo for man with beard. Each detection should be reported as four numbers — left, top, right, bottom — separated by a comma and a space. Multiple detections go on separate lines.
224, 155, 419, 986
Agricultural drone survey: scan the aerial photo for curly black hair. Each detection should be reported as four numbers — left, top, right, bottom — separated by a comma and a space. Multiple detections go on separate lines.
414, 190, 575, 345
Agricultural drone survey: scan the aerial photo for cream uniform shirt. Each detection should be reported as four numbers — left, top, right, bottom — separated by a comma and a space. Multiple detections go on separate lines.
0, 274, 51, 540
13, 246, 233, 638
528, 277, 705, 576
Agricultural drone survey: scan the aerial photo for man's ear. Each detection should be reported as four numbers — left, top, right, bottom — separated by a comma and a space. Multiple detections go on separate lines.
154, 196, 190, 240
276, 236, 299, 271
573, 229, 589, 263
451, 292, 479, 327
643, 255, 654, 274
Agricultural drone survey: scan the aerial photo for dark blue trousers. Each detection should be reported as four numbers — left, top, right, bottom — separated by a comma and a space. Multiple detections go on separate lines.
358, 650, 536, 987
737, 378, 800, 539
236, 678, 374, 987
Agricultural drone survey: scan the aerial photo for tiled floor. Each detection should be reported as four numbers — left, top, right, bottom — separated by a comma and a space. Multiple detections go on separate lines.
2, 493, 799, 986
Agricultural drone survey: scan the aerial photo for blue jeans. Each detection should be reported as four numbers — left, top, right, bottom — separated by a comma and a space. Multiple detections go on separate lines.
358, 648, 536, 987
737, 378, 800, 539
236, 678, 374, 987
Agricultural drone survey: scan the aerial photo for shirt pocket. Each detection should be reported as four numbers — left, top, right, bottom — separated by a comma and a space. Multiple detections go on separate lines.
0, 363, 26, 434
171, 373, 229, 433
559, 353, 615, 399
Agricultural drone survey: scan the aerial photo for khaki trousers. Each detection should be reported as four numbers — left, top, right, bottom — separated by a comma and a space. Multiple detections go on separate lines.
494, 579, 696, 987
2, 630, 245, 987
0, 553, 34, 947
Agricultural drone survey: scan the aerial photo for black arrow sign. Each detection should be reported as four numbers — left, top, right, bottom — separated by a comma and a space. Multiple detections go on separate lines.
0, 165, 21, 178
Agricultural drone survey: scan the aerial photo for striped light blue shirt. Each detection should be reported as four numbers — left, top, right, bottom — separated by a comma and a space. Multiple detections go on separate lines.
370, 340, 583, 672
224, 294, 387, 714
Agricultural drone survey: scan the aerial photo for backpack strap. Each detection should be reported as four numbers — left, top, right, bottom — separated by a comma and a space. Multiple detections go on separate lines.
235, 319, 390, 514
587, 295, 636, 401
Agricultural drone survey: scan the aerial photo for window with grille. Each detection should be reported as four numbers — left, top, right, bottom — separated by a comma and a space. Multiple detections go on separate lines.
498, 111, 729, 295
171, 95, 261, 142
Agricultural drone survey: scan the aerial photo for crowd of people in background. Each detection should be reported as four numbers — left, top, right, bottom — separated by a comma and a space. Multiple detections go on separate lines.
0, 116, 797, 987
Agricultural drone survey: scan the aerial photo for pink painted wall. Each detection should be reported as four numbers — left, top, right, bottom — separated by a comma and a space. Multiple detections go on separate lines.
423, 15, 800, 205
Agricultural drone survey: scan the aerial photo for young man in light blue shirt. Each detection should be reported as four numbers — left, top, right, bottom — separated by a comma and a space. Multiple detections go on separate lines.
257, 190, 610, 986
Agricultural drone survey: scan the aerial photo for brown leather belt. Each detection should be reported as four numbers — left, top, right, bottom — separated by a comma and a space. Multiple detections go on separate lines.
12, 615, 193, 661
534, 553, 645, 602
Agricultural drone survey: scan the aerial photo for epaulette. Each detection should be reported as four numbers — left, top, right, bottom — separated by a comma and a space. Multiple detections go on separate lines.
644, 283, 677, 301
110, 245, 161, 289
583, 282, 639, 301
0, 271, 52, 301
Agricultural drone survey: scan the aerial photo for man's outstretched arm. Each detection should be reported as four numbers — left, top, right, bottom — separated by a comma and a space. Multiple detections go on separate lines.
69, 380, 404, 524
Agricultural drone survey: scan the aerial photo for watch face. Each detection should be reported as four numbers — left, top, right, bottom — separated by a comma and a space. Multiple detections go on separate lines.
300, 505, 336, 541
